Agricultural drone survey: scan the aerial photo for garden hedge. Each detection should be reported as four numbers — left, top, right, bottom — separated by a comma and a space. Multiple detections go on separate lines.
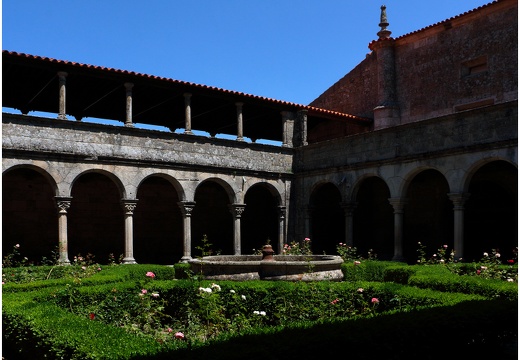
2, 262, 517, 359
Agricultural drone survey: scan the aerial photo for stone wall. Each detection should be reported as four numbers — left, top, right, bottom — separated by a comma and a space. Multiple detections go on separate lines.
299, 102, 517, 173
395, 1, 518, 124
309, 55, 378, 119
2, 114, 294, 176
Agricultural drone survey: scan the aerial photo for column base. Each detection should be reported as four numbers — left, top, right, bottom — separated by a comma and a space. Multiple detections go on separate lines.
180, 256, 192, 263
391, 255, 406, 262
122, 257, 137, 264
57, 258, 71, 265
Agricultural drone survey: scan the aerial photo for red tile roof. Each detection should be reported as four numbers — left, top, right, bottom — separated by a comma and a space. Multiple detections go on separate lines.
3, 50, 370, 123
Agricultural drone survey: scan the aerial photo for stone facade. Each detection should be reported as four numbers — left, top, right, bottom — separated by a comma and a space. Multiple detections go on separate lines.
311, 0, 517, 129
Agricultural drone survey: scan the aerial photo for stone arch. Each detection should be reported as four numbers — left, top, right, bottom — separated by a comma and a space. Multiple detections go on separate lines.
350, 172, 387, 200
136, 173, 186, 202
70, 169, 126, 199
462, 157, 518, 193
402, 168, 452, 263
196, 177, 237, 204
398, 165, 447, 198
2, 164, 59, 194
133, 174, 184, 264
352, 175, 394, 260
309, 182, 344, 255
242, 182, 281, 254
2, 165, 59, 263
243, 180, 283, 205
464, 159, 517, 262
191, 178, 235, 256
68, 171, 125, 264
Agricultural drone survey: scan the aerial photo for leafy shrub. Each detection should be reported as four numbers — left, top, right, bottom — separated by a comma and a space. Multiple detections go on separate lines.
383, 266, 416, 284
342, 260, 401, 282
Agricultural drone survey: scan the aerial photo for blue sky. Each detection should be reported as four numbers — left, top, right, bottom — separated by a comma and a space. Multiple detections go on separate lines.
3, 1, 490, 106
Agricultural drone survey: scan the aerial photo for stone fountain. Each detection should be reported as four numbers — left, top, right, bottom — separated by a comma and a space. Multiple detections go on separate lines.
188, 244, 344, 281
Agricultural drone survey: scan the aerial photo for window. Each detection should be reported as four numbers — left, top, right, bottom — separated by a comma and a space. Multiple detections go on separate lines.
461, 55, 488, 77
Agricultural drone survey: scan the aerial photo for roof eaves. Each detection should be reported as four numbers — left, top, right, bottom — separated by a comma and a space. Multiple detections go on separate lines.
3, 50, 367, 123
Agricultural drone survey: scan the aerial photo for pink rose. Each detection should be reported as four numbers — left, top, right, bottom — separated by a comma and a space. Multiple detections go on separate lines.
146, 272, 155, 278
371, 298, 379, 303
175, 332, 185, 339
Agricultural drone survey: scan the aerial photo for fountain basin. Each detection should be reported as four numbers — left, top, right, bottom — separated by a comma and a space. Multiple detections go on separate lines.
188, 255, 344, 281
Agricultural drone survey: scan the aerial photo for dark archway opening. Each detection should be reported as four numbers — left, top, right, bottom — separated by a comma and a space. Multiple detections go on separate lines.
68, 172, 124, 264
403, 170, 453, 264
134, 176, 183, 264
310, 183, 344, 255
242, 184, 279, 254
353, 177, 393, 260
192, 181, 233, 256
2, 168, 58, 264
465, 161, 517, 262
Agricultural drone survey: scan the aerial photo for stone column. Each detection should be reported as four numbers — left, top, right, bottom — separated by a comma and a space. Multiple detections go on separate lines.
124, 82, 134, 127
295, 110, 308, 146
304, 205, 313, 239
178, 201, 196, 262
55, 196, 72, 264
184, 92, 192, 134
121, 199, 138, 264
277, 206, 287, 253
57, 72, 68, 120
341, 201, 358, 247
448, 193, 470, 261
235, 102, 244, 141
369, 5, 400, 130
229, 204, 246, 255
388, 197, 407, 261
281, 111, 295, 148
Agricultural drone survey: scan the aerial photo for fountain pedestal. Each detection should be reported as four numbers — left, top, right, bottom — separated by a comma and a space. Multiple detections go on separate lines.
261, 245, 275, 261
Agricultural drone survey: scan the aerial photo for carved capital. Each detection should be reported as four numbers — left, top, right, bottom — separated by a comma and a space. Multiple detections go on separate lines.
277, 205, 286, 219
178, 201, 196, 217
121, 199, 138, 215
448, 193, 471, 210
55, 196, 73, 214
388, 197, 408, 213
341, 201, 358, 216
229, 204, 246, 218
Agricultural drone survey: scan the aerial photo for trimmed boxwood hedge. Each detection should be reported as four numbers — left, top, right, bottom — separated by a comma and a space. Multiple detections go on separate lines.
2, 262, 517, 359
